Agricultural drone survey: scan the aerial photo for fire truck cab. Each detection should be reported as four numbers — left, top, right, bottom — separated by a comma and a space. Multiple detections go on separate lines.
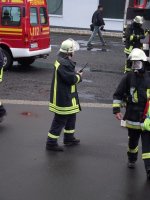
123, 0, 150, 61
0, 0, 51, 69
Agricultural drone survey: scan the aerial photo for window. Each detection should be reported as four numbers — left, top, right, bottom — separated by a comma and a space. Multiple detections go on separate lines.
30, 7, 38, 26
134, 0, 150, 8
136, 0, 145, 5
40, 7, 48, 24
100, 0, 125, 19
47, 0, 63, 15
2, 6, 21, 26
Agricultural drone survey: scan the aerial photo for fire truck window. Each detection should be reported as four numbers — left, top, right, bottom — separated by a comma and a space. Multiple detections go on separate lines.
40, 7, 48, 25
137, 0, 145, 5
146, 0, 150, 8
30, 8, 38, 26
2, 7, 21, 26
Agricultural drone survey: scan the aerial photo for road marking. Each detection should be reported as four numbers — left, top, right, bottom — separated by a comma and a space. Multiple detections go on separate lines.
0, 99, 112, 108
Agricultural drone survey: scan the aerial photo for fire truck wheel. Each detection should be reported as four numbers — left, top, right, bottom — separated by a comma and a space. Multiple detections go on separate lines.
18, 58, 35, 66
2, 49, 13, 71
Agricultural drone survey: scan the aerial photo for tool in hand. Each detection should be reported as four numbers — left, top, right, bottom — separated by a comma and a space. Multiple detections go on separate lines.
79, 63, 88, 72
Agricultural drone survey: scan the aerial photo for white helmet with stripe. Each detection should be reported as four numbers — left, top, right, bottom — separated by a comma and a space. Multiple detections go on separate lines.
59, 38, 80, 53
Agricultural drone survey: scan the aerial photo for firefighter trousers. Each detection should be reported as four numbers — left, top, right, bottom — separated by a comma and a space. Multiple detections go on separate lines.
47, 113, 76, 143
127, 128, 150, 170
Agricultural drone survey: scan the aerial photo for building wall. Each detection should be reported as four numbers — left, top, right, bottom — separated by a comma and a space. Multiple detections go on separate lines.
49, 0, 124, 31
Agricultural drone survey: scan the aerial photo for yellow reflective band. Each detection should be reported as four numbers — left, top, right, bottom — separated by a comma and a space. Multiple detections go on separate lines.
48, 132, 59, 139
72, 97, 76, 107
49, 103, 79, 111
0, 68, 3, 82
0, 28, 22, 32
54, 60, 60, 69
64, 129, 75, 134
130, 35, 134, 41
0, 32, 22, 36
128, 146, 138, 153
147, 89, 150, 99
42, 27, 49, 31
124, 46, 133, 54
133, 90, 138, 103
76, 74, 80, 83
113, 103, 120, 108
71, 85, 75, 93
126, 120, 142, 130
142, 153, 150, 159
49, 107, 80, 115
53, 60, 60, 104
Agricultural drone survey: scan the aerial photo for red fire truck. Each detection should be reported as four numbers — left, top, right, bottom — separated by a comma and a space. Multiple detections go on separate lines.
123, 0, 150, 58
0, 0, 51, 69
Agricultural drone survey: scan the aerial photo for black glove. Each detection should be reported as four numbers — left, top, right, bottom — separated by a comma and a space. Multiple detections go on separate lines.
100, 25, 104, 30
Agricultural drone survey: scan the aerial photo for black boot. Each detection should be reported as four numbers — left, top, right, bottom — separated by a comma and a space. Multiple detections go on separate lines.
46, 143, 64, 151
127, 160, 136, 169
46, 138, 64, 151
64, 135, 80, 146
146, 169, 150, 180
0, 105, 6, 123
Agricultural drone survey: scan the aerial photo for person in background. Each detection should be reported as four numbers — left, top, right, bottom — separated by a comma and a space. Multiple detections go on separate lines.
123, 16, 149, 73
46, 38, 83, 151
87, 4, 106, 50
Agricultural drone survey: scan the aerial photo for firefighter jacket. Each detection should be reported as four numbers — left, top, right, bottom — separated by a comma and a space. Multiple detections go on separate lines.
124, 22, 145, 55
49, 53, 82, 115
0, 48, 4, 82
113, 71, 150, 129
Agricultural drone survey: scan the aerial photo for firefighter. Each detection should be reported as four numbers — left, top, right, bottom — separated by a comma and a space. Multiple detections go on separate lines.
124, 16, 149, 73
0, 48, 6, 122
113, 48, 150, 180
46, 38, 83, 151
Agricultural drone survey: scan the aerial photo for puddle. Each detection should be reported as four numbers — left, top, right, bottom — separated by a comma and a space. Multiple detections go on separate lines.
79, 93, 95, 100
82, 79, 92, 83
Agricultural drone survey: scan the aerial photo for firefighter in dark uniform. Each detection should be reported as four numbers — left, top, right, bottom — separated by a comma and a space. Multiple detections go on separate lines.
113, 48, 150, 180
124, 16, 149, 73
46, 38, 83, 151
0, 47, 6, 122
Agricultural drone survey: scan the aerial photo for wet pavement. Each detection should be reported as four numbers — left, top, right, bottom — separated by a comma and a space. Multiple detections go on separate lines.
0, 33, 125, 104
0, 33, 149, 199
0, 103, 150, 200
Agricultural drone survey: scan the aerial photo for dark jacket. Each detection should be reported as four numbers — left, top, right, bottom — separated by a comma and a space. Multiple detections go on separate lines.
49, 53, 82, 115
92, 9, 105, 26
124, 22, 145, 54
113, 72, 150, 129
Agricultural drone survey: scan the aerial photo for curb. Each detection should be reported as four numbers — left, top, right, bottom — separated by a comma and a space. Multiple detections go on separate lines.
50, 27, 123, 38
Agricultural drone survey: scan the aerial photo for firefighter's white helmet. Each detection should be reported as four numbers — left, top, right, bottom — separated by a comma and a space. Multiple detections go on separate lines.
133, 16, 144, 24
59, 38, 80, 53
128, 48, 147, 61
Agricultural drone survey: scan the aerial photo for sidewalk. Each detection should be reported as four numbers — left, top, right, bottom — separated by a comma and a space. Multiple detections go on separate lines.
50, 27, 123, 38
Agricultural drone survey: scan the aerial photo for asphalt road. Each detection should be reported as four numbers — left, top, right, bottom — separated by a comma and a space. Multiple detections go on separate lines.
0, 33, 125, 103
0, 104, 150, 200
0, 33, 150, 200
